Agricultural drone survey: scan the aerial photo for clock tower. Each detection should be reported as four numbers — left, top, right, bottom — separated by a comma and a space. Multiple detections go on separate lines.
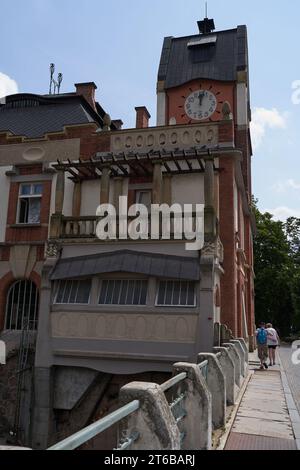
156, 16, 255, 348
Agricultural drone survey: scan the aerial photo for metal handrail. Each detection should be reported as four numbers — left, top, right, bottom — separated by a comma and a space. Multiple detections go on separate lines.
47, 362, 211, 450
198, 360, 208, 370
47, 400, 140, 450
160, 372, 187, 392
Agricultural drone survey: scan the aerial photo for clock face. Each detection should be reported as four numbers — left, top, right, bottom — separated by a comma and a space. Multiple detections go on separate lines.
184, 90, 217, 121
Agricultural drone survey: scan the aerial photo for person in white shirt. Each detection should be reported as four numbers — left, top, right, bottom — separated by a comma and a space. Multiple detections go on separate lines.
266, 323, 280, 366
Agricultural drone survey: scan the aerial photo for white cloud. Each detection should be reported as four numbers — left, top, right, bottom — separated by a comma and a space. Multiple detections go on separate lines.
273, 179, 300, 193
250, 107, 287, 150
265, 206, 300, 222
0, 72, 18, 101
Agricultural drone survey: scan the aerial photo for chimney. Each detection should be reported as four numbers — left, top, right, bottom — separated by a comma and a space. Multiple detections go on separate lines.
112, 119, 124, 130
135, 106, 151, 129
75, 82, 97, 112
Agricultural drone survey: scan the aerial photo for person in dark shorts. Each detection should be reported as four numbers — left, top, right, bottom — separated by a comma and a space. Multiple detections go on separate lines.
266, 323, 280, 366
256, 322, 269, 370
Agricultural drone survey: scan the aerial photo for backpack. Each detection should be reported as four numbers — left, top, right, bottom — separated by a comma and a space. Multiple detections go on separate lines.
257, 328, 267, 345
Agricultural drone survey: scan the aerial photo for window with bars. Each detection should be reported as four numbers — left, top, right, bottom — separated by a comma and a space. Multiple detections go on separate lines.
156, 280, 196, 307
99, 280, 148, 305
18, 183, 43, 224
5, 280, 39, 330
54, 280, 91, 304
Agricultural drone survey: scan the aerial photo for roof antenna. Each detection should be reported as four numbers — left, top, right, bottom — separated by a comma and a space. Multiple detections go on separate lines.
49, 64, 63, 95
198, 1, 215, 34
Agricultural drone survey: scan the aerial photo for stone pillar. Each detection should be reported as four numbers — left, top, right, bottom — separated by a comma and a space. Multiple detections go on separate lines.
72, 181, 81, 217
196, 256, 215, 353
152, 162, 163, 204
55, 170, 65, 214
31, 260, 56, 449
204, 154, 215, 208
100, 166, 110, 204
237, 337, 249, 363
31, 367, 54, 449
198, 353, 226, 430
204, 155, 217, 241
214, 322, 220, 347
223, 343, 241, 387
162, 175, 172, 205
113, 177, 124, 211
173, 363, 212, 450
119, 382, 180, 450
213, 347, 236, 405
230, 340, 247, 377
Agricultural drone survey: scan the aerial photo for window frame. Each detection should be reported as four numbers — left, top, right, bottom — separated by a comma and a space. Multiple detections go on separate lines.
98, 279, 149, 306
17, 182, 43, 225
54, 279, 92, 305
155, 279, 197, 308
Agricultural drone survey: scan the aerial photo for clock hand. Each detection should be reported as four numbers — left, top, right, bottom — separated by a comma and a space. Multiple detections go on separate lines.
199, 91, 205, 106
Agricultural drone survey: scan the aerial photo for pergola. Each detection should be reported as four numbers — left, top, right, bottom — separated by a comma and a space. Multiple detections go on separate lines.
53, 146, 220, 182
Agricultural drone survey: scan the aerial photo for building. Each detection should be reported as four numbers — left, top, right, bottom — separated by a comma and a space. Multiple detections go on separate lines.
0, 15, 255, 449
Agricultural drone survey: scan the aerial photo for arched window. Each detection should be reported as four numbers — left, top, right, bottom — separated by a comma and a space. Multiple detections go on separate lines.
4, 280, 39, 330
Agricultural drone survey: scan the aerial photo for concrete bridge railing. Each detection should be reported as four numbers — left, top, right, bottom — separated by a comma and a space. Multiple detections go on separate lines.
46, 338, 248, 451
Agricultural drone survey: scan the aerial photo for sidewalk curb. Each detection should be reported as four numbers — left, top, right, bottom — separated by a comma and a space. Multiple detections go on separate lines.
278, 353, 300, 450
216, 370, 253, 451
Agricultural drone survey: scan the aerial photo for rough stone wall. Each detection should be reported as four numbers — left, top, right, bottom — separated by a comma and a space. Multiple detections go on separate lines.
52, 370, 170, 450
0, 351, 18, 440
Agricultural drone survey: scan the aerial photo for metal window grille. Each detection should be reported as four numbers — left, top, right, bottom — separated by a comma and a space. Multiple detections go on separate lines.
18, 183, 43, 224
55, 280, 91, 304
99, 280, 148, 305
156, 280, 196, 307
4, 280, 39, 330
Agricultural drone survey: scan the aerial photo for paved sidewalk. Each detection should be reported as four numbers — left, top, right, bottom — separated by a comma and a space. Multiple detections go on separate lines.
224, 352, 300, 450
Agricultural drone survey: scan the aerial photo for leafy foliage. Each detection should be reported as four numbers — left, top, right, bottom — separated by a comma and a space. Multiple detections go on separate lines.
253, 201, 300, 336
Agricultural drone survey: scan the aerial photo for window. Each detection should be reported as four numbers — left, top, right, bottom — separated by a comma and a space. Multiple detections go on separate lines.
18, 183, 43, 224
99, 280, 148, 305
156, 280, 196, 307
5, 280, 39, 330
136, 190, 152, 211
55, 280, 91, 304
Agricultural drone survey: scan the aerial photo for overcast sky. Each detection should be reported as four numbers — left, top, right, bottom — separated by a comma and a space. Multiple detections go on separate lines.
1, 0, 299, 221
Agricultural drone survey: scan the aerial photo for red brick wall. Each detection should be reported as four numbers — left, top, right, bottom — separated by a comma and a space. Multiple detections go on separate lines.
5, 180, 51, 243
0, 271, 14, 330
166, 79, 235, 124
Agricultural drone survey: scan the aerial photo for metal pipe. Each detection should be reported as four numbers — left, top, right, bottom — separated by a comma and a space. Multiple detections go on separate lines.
47, 400, 140, 450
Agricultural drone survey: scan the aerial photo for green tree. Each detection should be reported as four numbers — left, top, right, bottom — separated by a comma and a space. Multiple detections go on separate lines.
285, 217, 300, 332
253, 202, 296, 336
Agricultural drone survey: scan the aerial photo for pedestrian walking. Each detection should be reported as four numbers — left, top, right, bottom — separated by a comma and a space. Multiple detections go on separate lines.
266, 323, 280, 366
256, 322, 269, 370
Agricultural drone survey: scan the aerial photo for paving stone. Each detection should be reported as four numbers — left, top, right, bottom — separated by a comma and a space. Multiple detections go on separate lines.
232, 416, 294, 440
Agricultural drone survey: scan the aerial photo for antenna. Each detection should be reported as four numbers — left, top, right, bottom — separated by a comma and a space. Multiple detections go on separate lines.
49, 63, 55, 95
48, 64, 63, 95
205, 1, 208, 18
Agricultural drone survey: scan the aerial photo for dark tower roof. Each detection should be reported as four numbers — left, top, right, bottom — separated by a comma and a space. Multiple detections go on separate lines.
158, 25, 248, 88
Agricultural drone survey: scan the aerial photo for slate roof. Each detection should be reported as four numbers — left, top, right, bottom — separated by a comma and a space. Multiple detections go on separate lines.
158, 25, 248, 88
0, 93, 107, 138
50, 250, 201, 281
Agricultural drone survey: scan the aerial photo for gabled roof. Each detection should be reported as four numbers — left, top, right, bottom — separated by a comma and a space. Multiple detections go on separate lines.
0, 93, 109, 138
158, 25, 248, 88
